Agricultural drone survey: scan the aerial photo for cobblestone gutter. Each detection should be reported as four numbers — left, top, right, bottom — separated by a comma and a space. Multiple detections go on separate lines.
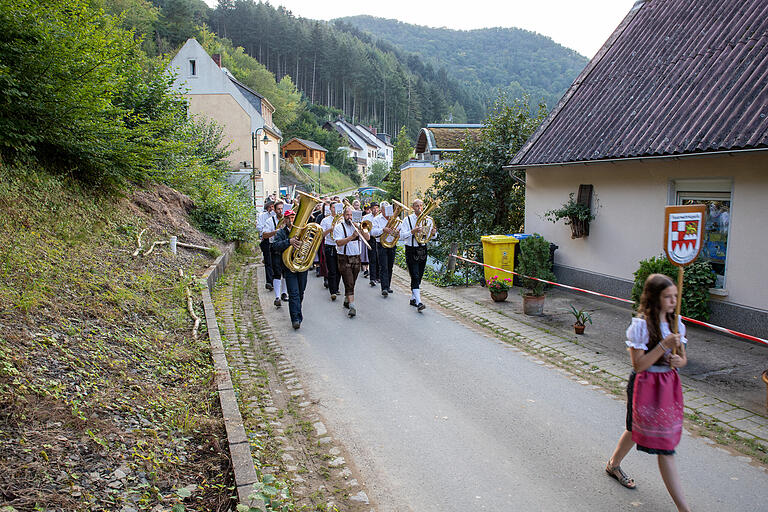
199, 245, 262, 508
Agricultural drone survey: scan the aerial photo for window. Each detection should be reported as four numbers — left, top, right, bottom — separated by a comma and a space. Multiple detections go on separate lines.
264, 151, 269, 172
272, 154, 276, 173
189, 59, 197, 76
672, 179, 731, 289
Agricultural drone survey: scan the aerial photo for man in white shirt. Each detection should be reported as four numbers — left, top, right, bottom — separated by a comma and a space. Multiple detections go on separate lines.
399, 199, 436, 312
371, 201, 397, 297
334, 206, 370, 318
262, 200, 288, 306
363, 202, 379, 287
320, 201, 341, 300
257, 200, 275, 290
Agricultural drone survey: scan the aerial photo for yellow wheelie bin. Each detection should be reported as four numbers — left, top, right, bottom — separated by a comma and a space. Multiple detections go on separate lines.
480, 235, 519, 284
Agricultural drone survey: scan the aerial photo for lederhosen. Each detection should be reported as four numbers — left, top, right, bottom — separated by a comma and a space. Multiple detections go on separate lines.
337, 223, 361, 297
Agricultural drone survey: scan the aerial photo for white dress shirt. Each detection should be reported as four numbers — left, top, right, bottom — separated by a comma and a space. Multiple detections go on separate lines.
257, 210, 273, 237
334, 221, 362, 256
369, 213, 387, 242
400, 213, 435, 246
320, 215, 335, 246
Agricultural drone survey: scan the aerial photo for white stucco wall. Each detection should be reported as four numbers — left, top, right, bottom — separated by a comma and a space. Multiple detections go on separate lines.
524, 152, 767, 313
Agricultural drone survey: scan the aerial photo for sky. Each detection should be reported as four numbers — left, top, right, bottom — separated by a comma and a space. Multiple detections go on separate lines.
201, 0, 638, 58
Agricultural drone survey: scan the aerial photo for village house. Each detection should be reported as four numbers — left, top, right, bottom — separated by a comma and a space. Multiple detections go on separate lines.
355, 124, 394, 169
506, 0, 768, 336
322, 118, 385, 181
168, 38, 282, 209
399, 124, 482, 206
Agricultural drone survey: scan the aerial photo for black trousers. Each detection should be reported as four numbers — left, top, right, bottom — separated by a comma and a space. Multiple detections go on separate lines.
368, 238, 379, 282
323, 244, 341, 295
377, 244, 395, 291
270, 248, 283, 280
260, 239, 273, 283
405, 245, 427, 290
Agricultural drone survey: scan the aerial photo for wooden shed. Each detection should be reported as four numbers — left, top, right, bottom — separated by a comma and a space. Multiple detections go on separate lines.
282, 138, 327, 166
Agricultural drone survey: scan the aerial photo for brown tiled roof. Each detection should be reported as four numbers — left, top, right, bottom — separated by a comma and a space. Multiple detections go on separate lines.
415, 124, 483, 153
510, 0, 768, 167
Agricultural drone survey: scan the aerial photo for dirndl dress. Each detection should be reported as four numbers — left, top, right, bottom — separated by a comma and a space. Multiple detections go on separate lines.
625, 317, 686, 455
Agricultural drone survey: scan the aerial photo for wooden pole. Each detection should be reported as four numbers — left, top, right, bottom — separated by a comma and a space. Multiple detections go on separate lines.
672, 266, 683, 355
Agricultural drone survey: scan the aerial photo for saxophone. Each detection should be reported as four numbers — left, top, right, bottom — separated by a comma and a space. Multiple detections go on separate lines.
282, 191, 324, 272
413, 199, 438, 245
380, 200, 413, 249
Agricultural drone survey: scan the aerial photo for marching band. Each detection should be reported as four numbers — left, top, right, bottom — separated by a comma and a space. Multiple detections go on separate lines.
259, 194, 436, 325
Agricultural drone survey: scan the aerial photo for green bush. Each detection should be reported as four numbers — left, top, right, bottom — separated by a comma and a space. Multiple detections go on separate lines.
631, 255, 716, 320
517, 234, 555, 296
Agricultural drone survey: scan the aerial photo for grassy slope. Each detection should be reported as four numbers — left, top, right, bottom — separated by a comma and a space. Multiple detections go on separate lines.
0, 166, 232, 511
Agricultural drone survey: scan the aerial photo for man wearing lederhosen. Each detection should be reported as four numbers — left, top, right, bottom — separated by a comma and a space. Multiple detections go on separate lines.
257, 200, 275, 290
363, 202, 379, 287
320, 200, 341, 301
334, 206, 370, 318
262, 200, 289, 307
371, 201, 396, 297
400, 199, 436, 312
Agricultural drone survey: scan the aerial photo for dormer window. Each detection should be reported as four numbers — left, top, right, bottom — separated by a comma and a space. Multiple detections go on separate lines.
189, 59, 197, 77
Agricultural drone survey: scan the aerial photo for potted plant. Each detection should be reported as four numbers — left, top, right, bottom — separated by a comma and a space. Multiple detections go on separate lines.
570, 305, 592, 334
487, 275, 512, 302
516, 234, 556, 315
544, 193, 595, 238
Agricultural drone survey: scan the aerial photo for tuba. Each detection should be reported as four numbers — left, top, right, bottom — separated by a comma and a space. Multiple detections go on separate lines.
413, 199, 438, 244
282, 191, 324, 272
380, 200, 413, 249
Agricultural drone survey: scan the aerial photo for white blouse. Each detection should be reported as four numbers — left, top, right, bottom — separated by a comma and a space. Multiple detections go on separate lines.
625, 317, 688, 351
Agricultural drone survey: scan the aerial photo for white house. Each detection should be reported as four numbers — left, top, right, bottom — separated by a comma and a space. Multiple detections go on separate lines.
355, 124, 394, 169
168, 38, 282, 209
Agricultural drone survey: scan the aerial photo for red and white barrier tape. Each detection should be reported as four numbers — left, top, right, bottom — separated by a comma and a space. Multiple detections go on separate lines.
451, 254, 768, 346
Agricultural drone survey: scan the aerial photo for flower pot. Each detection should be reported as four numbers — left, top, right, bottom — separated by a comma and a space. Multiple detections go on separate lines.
574, 323, 586, 335
522, 294, 545, 315
490, 290, 508, 302
570, 218, 590, 238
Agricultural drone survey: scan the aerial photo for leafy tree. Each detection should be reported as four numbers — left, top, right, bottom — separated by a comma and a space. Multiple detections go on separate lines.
0, 0, 184, 187
367, 160, 389, 188
382, 126, 413, 200
430, 95, 547, 266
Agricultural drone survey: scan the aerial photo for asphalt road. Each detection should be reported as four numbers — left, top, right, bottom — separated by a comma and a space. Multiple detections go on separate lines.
260, 270, 767, 511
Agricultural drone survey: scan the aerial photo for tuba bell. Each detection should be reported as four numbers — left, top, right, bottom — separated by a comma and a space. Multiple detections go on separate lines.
413, 199, 438, 244
282, 191, 324, 272
380, 200, 412, 249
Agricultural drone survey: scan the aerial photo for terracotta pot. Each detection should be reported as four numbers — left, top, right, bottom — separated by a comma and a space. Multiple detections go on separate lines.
522, 294, 545, 315
490, 290, 508, 302
574, 323, 586, 335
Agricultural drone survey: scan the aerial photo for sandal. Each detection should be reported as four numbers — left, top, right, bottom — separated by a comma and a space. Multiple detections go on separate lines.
605, 463, 636, 489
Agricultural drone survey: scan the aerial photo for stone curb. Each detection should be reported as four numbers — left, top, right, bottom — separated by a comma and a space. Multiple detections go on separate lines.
391, 265, 768, 455
200, 244, 263, 509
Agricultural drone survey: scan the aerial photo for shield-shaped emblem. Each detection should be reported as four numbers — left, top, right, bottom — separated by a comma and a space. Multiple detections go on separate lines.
664, 205, 707, 266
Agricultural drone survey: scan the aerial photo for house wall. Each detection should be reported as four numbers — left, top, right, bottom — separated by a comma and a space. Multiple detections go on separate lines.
524, 152, 767, 335
187, 94, 251, 168
400, 162, 438, 207
256, 132, 281, 199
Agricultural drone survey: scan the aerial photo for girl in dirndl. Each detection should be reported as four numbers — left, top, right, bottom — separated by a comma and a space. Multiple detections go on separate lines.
606, 274, 690, 512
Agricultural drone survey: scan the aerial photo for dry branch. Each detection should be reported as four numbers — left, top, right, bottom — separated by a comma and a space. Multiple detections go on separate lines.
131, 228, 147, 257
176, 242, 213, 252
143, 240, 169, 256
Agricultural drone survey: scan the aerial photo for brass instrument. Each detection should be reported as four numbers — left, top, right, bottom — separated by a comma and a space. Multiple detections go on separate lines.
413, 199, 438, 244
380, 200, 413, 249
361, 219, 372, 234
336, 199, 371, 250
282, 191, 324, 272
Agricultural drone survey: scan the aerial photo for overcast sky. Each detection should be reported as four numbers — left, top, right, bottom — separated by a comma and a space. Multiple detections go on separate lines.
202, 0, 638, 58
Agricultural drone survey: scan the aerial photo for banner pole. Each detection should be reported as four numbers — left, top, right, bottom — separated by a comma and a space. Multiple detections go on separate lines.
673, 266, 683, 355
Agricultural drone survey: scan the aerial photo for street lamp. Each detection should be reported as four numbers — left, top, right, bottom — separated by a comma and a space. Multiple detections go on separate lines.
251, 127, 270, 207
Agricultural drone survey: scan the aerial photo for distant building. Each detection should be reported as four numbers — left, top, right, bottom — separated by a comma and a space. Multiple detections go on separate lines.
322, 118, 390, 181
507, 0, 768, 336
399, 124, 482, 205
281, 138, 329, 177
168, 38, 282, 209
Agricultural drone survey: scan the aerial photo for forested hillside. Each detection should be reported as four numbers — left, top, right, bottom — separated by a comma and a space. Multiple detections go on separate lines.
207, 1, 483, 138
335, 16, 589, 111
